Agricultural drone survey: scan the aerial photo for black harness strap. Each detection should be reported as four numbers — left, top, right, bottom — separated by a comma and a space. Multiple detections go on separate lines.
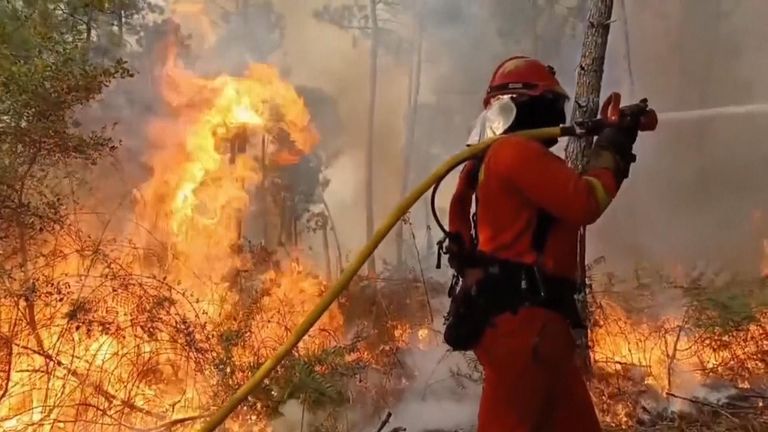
442, 149, 583, 353
532, 210, 554, 256
468, 153, 484, 250
471, 154, 554, 257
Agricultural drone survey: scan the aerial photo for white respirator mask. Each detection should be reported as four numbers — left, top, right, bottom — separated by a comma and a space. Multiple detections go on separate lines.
466, 95, 518, 145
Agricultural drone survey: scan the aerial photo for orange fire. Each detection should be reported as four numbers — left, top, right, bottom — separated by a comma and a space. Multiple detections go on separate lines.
134, 43, 318, 309
591, 290, 768, 426
0, 43, 328, 431
592, 301, 698, 392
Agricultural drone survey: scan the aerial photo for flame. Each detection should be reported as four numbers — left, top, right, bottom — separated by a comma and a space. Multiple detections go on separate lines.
0, 38, 435, 432
136, 45, 318, 307
0, 44, 327, 431
591, 295, 768, 427
592, 302, 690, 391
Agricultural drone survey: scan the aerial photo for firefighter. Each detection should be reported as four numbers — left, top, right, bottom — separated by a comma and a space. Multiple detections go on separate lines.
445, 56, 640, 431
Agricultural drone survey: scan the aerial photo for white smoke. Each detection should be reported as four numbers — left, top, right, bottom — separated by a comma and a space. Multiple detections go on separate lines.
271, 399, 319, 432
384, 347, 481, 432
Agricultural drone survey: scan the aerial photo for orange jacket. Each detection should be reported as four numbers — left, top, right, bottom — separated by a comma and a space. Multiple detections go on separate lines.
448, 135, 619, 279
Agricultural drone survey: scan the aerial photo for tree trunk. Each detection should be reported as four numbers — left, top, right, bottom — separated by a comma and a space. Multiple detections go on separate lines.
618, 0, 635, 98
395, 10, 424, 268
85, 6, 94, 45
116, 0, 124, 44
322, 195, 344, 276
277, 199, 285, 246
424, 199, 433, 257
0, 331, 11, 403
293, 214, 299, 247
241, 0, 249, 24
261, 135, 269, 245
231, 132, 247, 244
322, 220, 332, 281
564, 0, 614, 376
365, 0, 379, 276
565, 0, 614, 168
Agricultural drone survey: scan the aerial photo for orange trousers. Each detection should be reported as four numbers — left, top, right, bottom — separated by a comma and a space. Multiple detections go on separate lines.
473, 307, 601, 432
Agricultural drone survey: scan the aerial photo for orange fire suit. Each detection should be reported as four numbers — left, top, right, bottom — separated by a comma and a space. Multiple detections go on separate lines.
449, 135, 619, 432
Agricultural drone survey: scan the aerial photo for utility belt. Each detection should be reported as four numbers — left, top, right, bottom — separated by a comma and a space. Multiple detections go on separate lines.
443, 257, 585, 352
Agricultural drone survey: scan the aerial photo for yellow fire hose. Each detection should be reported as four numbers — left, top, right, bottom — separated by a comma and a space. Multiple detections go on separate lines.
198, 126, 563, 431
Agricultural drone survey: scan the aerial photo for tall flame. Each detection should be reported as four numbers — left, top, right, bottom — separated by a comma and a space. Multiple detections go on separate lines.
135, 45, 318, 307
0, 43, 329, 431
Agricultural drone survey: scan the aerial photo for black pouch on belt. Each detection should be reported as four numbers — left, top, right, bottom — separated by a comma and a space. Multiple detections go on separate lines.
443, 266, 523, 351
442, 209, 557, 351
443, 282, 493, 352
443, 289, 487, 351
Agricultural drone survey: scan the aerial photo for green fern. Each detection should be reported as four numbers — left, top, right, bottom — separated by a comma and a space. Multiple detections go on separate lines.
264, 345, 359, 416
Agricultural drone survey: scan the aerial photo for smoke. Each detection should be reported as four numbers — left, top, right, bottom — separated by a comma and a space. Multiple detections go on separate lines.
73, 20, 185, 234
271, 400, 318, 432
383, 347, 481, 431
592, 0, 768, 276
363, 298, 482, 431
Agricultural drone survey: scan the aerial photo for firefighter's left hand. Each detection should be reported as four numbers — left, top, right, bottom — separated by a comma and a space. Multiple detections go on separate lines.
594, 125, 639, 180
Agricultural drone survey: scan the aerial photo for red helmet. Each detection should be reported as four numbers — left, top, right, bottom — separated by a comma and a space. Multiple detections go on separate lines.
483, 56, 569, 108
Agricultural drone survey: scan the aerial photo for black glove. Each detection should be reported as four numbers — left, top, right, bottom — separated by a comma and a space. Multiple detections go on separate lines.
593, 125, 638, 180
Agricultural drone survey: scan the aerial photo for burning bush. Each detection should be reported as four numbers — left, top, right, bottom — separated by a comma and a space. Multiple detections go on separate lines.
0, 34, 435, 430
589, 263, 768, 430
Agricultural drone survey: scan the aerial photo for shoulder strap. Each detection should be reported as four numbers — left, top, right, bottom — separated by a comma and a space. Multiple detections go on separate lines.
532, 210, 554, 255
469, 154, 486, 249
466, 154, 485, 187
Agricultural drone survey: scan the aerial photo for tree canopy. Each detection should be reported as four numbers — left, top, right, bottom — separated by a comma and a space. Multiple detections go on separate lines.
0, 1, 131, 252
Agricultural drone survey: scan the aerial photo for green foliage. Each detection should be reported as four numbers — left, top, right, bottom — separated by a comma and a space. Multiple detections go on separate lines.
593, 262, 768, 329
211, 330, 362, 422
682, 278, 768, 331
0, 1, 132, 247
276, 346, 358, 411
489, 0, 586, 44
